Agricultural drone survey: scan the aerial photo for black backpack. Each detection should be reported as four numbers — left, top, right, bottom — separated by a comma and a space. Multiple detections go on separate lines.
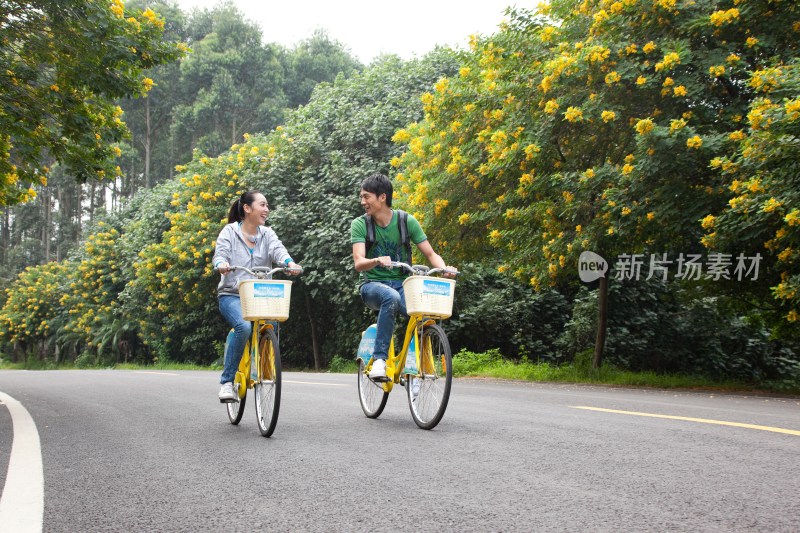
363, 210, 412, 262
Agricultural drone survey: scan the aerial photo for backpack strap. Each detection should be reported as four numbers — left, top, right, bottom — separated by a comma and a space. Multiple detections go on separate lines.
362, 214, 376, 254
397, 210, 412, 262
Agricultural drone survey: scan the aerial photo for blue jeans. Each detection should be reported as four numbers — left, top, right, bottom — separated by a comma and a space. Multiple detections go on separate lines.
219, 295, 251, 384
360, 280, 407, 361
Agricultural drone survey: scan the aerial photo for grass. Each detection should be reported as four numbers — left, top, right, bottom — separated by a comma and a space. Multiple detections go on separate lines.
449, 348, 800, 395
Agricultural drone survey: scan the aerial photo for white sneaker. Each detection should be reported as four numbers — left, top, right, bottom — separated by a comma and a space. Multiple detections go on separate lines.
369, 359, 387, 380
218, 382, 236, 402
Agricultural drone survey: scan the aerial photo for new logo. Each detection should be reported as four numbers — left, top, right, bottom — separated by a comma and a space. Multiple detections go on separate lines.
578, 251, 608, 282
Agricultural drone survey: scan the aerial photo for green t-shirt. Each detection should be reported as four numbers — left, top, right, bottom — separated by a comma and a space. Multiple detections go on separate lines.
351, 210, 427, 281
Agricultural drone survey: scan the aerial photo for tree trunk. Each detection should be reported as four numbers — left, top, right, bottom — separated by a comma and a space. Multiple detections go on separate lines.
1, 207, 9, 266
592, 275, 609, 370
145, 95, 152, 189
304, 291, 322, 371
43, 186, 51, 262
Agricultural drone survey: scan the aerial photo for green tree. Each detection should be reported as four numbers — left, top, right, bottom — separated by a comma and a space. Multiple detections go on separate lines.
282, 29, 363, 108
169, 1, 285, 160
0, 0, 184, 205
117, 0, 189, 191
394, 0, 800, 367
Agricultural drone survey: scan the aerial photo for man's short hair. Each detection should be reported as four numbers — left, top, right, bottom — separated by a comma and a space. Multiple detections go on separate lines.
361, 173, 393, 207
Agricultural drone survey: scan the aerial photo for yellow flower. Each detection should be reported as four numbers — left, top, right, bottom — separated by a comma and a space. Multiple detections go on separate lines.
458, 213, 471, 225
562, 191, 574, 203
662, 77, 674, 87
601, 110, 616, 123
647, 212, 655, 221
669, 119, 687, 133
686, 135, 703, 149
635, 118, 654, 135
726, 53, 741, 64
701, 215, 716, 229
785, 209, 800, 226
636, 76, 647, 85
605, 71, 621, 85
762, 198, 782, 213
728, 130, 746, 142
643, 41, 656, 54
709, 65, 725, 77
141, 77, 154, 93
746, 37, 758, 48
622, 164, 634, 175
787, 310, 799, 323
564, 106, 583, 122
583, 168, 595, 179
710, 8, 740, 26
111, 0, 124, 18
544, 99, 559, 114
673, 85, 687, 97
785, 100, 800, 120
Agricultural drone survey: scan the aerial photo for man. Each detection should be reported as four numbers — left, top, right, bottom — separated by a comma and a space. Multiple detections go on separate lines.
351, 173, 455, 380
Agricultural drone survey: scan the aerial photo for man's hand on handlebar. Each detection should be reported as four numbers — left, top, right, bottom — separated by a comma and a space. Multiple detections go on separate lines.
217, 261, 231, 275
285, 262, 302, 276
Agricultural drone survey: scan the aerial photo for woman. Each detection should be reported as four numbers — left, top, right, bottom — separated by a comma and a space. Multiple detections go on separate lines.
212, 190, 300, 402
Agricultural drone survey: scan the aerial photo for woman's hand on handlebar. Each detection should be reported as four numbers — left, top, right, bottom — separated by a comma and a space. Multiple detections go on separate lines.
442, 266, 459, 279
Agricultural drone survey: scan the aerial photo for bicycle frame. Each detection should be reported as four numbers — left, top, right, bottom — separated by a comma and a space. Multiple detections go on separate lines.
372, 314, 440, 393
233, 320, 275, 399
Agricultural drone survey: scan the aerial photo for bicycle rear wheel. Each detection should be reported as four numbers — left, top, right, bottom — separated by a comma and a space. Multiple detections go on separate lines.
226, 336, 247, 425
408, 324, 452, 429
254, 326, 281, 437
358, 359, 388, 418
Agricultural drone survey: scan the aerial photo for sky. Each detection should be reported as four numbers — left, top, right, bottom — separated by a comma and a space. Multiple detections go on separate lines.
174, 0, 520, 63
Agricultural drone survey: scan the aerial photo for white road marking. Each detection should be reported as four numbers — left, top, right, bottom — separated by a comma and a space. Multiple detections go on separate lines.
132, 371, 179, 376
284, 380, 348, 387
0, 391, 44, 533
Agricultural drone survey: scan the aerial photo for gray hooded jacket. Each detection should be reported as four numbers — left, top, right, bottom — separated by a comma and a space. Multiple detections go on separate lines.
212, 223, 292, 297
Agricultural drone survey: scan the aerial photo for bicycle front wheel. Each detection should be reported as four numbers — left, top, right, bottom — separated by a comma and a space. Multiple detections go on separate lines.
408, 324, 452, 430
358, 359, 388, 418
254, 326, 281, 437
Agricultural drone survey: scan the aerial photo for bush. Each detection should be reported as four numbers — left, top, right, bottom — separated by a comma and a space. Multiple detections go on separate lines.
447, 263, 570, 361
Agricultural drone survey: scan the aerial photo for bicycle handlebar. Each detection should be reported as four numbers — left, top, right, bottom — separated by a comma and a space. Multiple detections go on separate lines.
388, 261, 459, 277
227, 265, 303, 278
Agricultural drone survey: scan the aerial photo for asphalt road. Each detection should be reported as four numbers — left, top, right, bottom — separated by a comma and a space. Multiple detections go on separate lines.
1, 370, 799, 532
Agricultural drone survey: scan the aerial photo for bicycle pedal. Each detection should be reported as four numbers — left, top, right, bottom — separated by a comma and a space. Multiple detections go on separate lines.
370, 375, 391, 383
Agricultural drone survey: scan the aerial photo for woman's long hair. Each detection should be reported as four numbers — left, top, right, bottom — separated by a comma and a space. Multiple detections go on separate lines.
227, 190, 263, 223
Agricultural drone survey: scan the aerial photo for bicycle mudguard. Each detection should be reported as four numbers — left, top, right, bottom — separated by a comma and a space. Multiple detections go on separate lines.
356, 324, 377, 365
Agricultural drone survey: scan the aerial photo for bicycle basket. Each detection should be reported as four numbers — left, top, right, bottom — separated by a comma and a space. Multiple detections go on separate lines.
238, 279, 292, 321
402, 276, 456, 318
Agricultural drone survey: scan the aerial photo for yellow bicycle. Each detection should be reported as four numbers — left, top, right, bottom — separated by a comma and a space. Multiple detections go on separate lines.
224, 265, 300, 437
356, 262, 458, 430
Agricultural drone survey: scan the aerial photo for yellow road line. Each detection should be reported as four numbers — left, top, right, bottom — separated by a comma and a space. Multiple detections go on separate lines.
284, 380, 347, 387
571, 406, 800, 436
